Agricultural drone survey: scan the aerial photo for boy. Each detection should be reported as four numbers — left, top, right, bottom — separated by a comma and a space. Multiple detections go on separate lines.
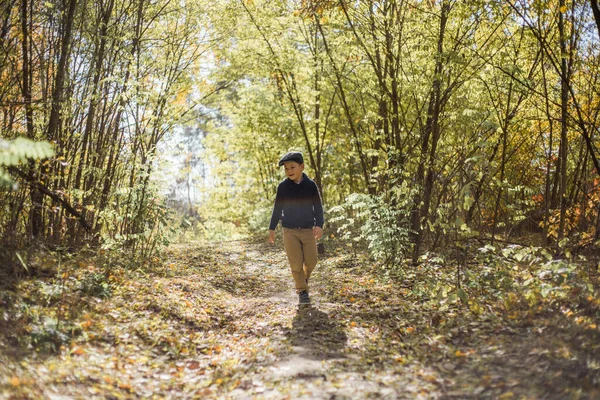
268, 151, 324, 305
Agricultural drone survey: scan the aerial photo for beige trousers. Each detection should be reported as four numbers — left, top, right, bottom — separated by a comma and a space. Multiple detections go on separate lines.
282, 228, 317, 293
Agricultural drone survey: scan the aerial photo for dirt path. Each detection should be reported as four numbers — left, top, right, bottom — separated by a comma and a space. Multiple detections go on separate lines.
2, 240, 600, 399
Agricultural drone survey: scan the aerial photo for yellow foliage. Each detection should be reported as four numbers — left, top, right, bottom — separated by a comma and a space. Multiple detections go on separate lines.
72, 347, 85, 355
498, 392, 514, 399
455, 350, 468, 357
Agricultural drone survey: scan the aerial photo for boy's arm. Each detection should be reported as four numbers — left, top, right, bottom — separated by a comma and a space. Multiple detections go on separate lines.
312, 182, 324, 239
268, 184, 284, 238
313, 183, 324, 228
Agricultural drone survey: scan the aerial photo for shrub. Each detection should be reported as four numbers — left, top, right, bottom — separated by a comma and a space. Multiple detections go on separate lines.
330, 184, 413, 273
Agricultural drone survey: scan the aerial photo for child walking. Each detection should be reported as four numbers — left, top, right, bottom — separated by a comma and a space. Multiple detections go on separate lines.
268, 152, 324, 304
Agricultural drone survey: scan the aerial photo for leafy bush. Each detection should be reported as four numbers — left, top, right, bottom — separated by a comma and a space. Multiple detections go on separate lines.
29, 316, 72, 353
97, 183, 179, 264
77, 272, 112, 298
0, 137, 54, 188
470, 244, 599, 311
330, 184, 413, 272
468, 244, 550, 296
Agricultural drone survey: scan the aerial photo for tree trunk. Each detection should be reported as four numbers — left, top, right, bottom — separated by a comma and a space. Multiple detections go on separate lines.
21, 0, 44, 238
74, 0, 114, 192
313, 26, 323, 195
540, 49, 554, 246
20, 0, 32, 138
591, 0, 600, 39
490, 78, 516, 245
46, 0, 78, 142
314, 14, 373, 194
411, 0, 450, 264
557, 0, 569, 245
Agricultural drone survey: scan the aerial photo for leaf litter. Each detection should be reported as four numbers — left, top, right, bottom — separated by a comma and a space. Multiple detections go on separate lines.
1, 240, 600, 398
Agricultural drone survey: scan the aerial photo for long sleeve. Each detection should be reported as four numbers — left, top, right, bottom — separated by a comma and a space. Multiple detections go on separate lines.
269, 184, 284, 230
313, 183, 324, 228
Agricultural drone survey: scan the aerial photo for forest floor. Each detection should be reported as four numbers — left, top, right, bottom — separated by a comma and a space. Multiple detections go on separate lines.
1, 239, 600, 399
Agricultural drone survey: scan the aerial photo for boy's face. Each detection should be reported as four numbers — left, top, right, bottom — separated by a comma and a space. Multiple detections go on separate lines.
283, 161, 304, 183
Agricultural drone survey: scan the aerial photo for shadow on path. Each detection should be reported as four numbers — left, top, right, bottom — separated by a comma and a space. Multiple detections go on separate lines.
270, 305, 348, 382
285, 304, 347, 360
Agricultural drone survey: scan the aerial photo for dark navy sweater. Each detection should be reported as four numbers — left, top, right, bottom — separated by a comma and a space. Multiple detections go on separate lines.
269, 173, 324, 230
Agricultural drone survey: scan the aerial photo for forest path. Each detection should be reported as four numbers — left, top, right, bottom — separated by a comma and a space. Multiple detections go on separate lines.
2, 240, 599, 399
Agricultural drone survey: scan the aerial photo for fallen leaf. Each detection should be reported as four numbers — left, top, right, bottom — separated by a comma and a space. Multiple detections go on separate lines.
10, 377, 20, 387
71, 347, 85, 356
455, 350, 468, 357
188, 361, 201, 370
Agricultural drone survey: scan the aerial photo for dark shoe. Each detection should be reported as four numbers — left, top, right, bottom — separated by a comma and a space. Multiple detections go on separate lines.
299, 290, 310, 304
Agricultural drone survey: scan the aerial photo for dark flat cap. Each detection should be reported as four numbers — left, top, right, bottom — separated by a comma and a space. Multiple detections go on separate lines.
278, 151, 304, 166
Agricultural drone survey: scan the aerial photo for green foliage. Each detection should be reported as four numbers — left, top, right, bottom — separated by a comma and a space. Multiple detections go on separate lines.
28, 316, 73, 354
77, 272, 112, 299
6, 280, 80, 354
470, 244, 599, 312
37, 281, 64, 305
0, 137, 54, 188
330, 184, 414, 272
247, 203, 272, 234
199, 220, 248, 241
0, 0, 215, 258
98, 182, 179, 263
196, 0, 600, 256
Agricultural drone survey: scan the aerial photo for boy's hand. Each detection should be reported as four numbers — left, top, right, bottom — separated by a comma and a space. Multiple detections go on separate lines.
268, 230, 276, 243
313, 226, 323, 240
